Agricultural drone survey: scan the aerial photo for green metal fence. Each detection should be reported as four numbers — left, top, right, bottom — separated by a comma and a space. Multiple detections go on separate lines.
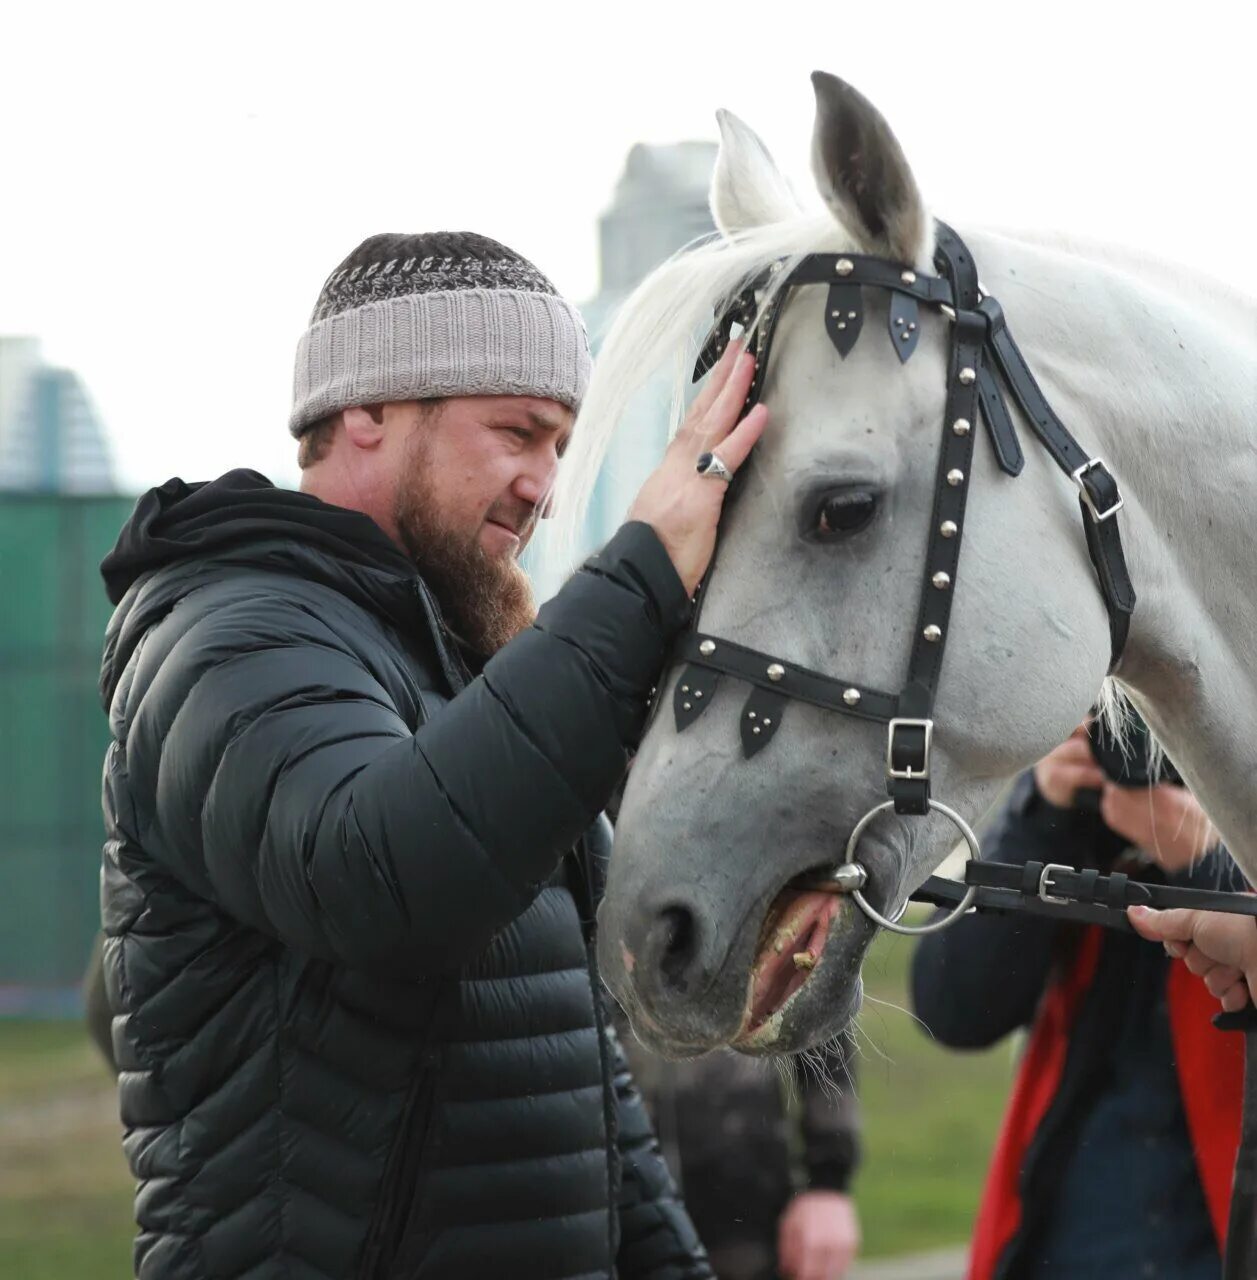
0, 494, 135, 996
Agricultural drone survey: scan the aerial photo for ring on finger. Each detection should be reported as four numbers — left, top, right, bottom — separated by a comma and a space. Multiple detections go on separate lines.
696, 451, 735, 483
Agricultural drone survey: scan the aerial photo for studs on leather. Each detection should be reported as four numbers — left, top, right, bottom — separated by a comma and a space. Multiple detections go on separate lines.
888, 290, 920, 363
674, 664, 720, 733
825, 283, 863, 358
741, 687, 788, 758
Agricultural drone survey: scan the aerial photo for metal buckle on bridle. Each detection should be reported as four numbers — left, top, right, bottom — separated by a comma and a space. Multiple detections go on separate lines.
1037, 862, 1073, 906
1072, 457, 1124, 522
886, 718, 933, 780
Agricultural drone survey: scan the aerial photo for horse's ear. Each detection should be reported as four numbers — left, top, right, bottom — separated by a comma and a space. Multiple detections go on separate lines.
710, 108, 802, 236
810, 71, 930, 266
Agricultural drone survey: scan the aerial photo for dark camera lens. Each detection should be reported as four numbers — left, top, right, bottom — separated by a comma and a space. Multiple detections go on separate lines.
1086, 711, 1182, 788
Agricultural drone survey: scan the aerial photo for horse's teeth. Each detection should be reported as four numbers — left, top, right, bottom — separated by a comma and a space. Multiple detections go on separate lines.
792, 951, 817, 971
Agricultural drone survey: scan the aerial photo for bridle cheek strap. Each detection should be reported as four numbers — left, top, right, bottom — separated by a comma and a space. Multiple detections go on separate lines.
669, 220, 1136, 819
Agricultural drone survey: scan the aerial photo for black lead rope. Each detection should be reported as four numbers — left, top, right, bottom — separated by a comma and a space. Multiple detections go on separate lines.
910, 861, 1257, 927
904, 861, 1257, 1280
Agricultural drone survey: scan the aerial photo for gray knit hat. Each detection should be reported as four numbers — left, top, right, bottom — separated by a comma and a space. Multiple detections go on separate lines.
289, 231, 591, 436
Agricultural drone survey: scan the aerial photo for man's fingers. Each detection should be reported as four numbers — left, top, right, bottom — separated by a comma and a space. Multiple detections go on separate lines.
1183, 943, 1222, 978
710, 403, 768, 472
1222, 982, 1253, 1013
1127, 905, 1201, 945
1061, 762, 1106, 792
1130, 905, 1257, 999
1205, 965, 1245, 998
1054, 736, 1095, 765
698, 350, 757, 442
687, 340, 744, 422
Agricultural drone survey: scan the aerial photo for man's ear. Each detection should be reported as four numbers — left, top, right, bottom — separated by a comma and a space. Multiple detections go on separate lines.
343, 404, 386, 449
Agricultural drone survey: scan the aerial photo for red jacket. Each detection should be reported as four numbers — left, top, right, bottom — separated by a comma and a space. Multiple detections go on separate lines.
967, 925, 1244, 1280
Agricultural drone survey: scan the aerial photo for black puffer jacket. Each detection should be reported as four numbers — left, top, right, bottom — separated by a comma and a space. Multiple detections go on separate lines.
98, 471, 711, 1280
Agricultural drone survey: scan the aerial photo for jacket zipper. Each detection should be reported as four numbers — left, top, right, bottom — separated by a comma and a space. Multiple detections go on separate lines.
357, 1052, 440, 1279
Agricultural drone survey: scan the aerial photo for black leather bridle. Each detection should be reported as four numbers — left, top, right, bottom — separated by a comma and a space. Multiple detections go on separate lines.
670, 221, 1135, 819
658, 221, 1257, 1275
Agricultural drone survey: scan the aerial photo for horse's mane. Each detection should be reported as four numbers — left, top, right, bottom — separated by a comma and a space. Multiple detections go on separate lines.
551, 211, 851, 562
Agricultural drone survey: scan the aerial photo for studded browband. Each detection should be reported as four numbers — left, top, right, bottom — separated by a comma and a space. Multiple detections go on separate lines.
668, 221, 1136, 816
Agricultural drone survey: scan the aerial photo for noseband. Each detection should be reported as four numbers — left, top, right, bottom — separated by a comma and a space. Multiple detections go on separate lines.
665, 221, 1137, 933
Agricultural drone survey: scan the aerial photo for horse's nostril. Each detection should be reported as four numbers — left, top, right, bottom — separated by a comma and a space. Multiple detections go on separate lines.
657, 906, 698, 993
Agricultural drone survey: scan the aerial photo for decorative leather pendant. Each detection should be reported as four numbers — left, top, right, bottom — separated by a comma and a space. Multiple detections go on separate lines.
976, 366, 1025, 476
824, 283, 862, 358
888, 290, 920, 364
740, 687, 788, 758
674, 664, 720, 733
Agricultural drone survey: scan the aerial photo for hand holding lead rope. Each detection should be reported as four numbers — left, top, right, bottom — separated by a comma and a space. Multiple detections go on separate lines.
1129, 904, 1257, 1014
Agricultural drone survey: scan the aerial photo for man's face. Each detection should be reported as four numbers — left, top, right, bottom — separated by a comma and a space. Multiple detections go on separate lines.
394, 395, 573, 559
387, 396, 573, 655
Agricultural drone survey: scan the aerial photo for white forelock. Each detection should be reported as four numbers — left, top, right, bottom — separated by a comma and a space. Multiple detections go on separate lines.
551, 212, 853, 563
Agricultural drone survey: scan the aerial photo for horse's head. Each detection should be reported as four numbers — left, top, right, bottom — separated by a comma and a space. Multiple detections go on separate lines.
573, 73, 1115, 1058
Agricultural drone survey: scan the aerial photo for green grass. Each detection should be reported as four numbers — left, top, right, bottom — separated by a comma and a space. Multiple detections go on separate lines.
0, 926, 1014, 1272
0, 1021, 133, 1280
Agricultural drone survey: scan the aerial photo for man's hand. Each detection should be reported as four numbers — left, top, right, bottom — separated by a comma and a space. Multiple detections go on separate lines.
1129, 905, 1257, 1013
1032, 725, 1106, 808
1100, 782, 1216, 872
627, 343, 768, 597
777, 1190, 860, 1280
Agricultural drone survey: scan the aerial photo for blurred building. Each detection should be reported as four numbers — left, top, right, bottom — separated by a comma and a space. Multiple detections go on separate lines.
0, 337, 116, 493
528, 141, 717, 598
0, 337, 131, 1009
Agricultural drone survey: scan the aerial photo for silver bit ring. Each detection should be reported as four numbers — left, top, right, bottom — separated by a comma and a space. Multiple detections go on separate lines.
844, 799, 980, 936
696, 451, 734, 483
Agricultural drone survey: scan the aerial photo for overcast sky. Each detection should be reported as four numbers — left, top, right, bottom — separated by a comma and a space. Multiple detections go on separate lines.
4, 1, 1254, 493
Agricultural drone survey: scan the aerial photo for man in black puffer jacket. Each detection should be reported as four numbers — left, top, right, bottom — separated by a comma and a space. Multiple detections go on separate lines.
97, 232, 767, 1280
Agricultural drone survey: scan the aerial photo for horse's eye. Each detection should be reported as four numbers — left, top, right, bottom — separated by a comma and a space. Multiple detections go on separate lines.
811, 489, 878, 540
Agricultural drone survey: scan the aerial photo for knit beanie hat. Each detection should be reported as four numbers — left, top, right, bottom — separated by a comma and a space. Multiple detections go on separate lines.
289, 231, 591, 436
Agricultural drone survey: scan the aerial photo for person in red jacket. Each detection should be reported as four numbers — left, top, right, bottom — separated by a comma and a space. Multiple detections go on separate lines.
910, 725, 1244, 1280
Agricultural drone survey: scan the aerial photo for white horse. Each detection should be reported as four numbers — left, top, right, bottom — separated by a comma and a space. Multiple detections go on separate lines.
554, 72, 1257, 1060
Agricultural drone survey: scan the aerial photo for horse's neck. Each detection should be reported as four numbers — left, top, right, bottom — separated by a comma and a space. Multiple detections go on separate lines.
973, 228, 1257, 878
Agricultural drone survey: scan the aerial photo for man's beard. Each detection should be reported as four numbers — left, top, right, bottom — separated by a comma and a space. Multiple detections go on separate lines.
394, 454, 537, 658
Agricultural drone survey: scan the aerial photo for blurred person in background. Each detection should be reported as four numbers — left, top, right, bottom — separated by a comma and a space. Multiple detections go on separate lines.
910, 720, 1243, 1280
94, 231, 768, 1280
620, 1027, 862, 1280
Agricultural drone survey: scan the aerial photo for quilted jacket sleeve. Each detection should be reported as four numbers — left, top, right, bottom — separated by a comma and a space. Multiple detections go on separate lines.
123, 522, 690, 973
607, 1023, 714, 1280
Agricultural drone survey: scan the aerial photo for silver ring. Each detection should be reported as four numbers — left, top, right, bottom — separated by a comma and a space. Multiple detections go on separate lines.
843, 799, 980, 936
696, 451, 734, 483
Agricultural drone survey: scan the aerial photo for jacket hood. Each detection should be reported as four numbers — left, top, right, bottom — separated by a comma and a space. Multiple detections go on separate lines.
98, 471, 468, 710
101, 469, 415, 604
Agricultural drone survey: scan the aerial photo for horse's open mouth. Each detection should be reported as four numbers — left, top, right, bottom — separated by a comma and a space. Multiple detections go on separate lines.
732, 888, 841, 1045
